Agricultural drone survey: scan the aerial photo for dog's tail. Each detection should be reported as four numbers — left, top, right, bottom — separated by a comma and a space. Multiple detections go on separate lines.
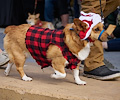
4, 25, 16, 34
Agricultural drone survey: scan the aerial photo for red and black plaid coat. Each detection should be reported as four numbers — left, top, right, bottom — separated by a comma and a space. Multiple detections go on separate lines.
25, 26, 80, 69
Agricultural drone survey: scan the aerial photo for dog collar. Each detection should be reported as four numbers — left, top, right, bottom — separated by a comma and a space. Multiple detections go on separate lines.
37, 20, 42, 27
69, 28, 74, 30
98, 29, 105, 41
69, 28, 79, 37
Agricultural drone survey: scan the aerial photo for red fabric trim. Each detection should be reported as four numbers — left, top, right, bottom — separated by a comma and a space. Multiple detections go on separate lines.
79, 20, 93, 39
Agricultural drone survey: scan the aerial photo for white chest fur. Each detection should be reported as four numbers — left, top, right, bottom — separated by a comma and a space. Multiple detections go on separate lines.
73, 42, 91, 61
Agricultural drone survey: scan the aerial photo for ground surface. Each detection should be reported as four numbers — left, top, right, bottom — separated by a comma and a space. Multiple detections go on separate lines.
0, 28, 120, 100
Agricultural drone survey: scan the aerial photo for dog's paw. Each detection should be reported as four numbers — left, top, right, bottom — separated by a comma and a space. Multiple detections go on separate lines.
51, 70, 66, 79
75, 80, 86, 85
51, 73, 66, 79
22, 74, 32, 81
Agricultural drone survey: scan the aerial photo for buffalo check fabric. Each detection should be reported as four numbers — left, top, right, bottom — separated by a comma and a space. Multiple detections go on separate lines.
25, 26, 80, 69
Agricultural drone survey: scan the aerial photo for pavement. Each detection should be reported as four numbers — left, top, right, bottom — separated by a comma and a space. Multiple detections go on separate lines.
0, 27, 120, 100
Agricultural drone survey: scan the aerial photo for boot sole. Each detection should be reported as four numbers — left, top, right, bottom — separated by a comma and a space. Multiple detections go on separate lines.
83, 73, 120, 80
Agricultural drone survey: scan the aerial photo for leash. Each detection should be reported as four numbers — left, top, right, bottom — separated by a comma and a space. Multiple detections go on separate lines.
69, 28, 79, 37
99, 0, 104, 23
33, 0, 37, 14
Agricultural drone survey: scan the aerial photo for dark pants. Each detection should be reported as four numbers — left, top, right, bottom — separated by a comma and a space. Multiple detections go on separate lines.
106, 38, 120, 51
44, 0, 68, 22
0, 0, 26, 27
0, 0, 45, 27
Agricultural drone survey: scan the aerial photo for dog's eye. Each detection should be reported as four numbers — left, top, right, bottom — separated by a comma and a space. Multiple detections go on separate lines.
95, 28, 100, 31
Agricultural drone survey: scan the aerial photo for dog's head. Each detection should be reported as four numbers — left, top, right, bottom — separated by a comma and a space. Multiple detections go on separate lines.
72, 18, 116, 42
26, 13, 40, 25
63, 18, 116, 60
70, 11, 116, 42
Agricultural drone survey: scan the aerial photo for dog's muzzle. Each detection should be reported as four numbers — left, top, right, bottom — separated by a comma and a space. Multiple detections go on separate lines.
98, 29, 105, 41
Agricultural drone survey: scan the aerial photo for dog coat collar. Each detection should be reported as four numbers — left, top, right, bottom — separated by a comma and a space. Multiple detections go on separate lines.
98, 29, 105, 41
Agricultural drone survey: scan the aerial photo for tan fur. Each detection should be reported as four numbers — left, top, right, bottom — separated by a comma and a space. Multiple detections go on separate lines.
4, 18, 114, 84
4, 24, 31, 77
46, 45, 66, 73
63, 24, 86, 54
27, 13, 55, 30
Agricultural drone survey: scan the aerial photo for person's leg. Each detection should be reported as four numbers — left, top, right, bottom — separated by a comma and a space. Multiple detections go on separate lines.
56, 0, 69, 27
84, 40, 120, 80
60, 14, 69, 27
35, 0, 45, 21
79, 0, 120, 80
84, 40, 105, 72
103, 0, 119, 18
80, 0, 119, 18
44, 0, 54, 22
81, 0, 119, 70
74, 0, 80, 18
103, 38, 120, 51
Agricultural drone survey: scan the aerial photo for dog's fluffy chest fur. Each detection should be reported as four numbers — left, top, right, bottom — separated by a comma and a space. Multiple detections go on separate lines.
73, 42, 91, 60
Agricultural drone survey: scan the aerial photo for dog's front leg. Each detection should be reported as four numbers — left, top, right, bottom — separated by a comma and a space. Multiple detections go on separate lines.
73, 66, 86, 85
51, 57, 67, 79
51, 69, 66, 79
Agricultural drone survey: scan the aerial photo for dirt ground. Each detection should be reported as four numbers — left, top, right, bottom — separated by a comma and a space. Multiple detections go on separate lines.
0, 62, 120, 100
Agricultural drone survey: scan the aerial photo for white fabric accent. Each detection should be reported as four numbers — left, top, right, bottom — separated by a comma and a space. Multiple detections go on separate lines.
79, 11, 102, 40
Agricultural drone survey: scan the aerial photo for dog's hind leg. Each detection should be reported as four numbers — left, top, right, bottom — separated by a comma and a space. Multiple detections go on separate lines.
51, 57, 68, 79
73, 65, 86, 85
12, 48, 32, 81
15, 56, 32, 81
4, 62, 14, 76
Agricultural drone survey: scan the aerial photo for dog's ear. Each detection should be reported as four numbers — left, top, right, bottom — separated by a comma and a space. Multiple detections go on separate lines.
35, 13, 40, 18
28, 13, 31, 16
73, 18, 88, 32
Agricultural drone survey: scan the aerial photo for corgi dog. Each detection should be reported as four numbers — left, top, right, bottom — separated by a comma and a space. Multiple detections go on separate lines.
4, 16, 115, 85
26, 13, 55, 30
